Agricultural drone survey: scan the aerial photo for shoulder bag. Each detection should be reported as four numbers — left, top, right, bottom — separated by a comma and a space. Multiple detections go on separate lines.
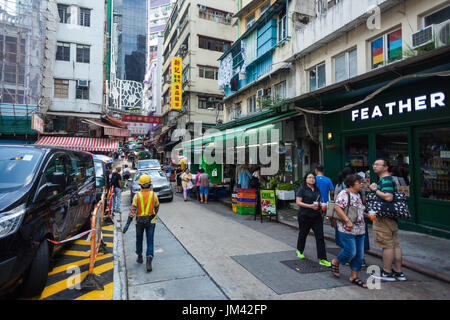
365, 190, 410, 219
326, 190, 358, 223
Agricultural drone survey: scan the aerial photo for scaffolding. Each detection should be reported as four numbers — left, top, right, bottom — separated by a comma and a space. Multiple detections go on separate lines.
0, 0, 57, 122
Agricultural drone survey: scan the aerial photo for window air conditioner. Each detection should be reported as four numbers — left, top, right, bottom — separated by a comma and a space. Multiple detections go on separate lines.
77, 80, 89, 87
435, 20, 450, 48
411, 25, 434, 49
208, 97, 216, 102
257, 89, 264, 97
200, 5, 206, 11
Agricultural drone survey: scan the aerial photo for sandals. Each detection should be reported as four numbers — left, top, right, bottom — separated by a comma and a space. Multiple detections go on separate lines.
331, 261, 340, 278
350, 277, 368, 289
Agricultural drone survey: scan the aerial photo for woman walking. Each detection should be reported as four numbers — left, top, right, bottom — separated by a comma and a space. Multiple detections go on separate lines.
331, 174, 368, 289
296, 173, 331, 267
181, 168, 193, 201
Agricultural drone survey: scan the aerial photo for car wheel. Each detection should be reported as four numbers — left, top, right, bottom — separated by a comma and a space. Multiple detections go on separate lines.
20, 240, 50, 298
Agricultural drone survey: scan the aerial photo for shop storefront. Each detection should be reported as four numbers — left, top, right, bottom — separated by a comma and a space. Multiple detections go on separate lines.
323, 76, 450, 238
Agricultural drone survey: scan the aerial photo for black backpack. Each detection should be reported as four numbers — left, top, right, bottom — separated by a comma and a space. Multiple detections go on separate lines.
249, 176, 260, 188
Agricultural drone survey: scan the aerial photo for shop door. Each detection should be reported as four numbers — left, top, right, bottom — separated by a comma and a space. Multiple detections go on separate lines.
413, 126, 450, 231
344, 135, 370, 177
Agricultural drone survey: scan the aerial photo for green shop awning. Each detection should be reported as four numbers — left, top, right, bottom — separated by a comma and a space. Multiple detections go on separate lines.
181, 111, 298, 150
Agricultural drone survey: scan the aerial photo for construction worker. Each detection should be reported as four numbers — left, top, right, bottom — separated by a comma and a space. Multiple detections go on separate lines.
129, 174, 160, 272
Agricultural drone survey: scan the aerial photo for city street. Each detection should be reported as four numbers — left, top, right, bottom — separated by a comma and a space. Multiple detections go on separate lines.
115, 186, 450, 300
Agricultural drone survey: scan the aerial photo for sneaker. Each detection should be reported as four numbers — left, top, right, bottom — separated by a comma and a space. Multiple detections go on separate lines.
319, 259, 331, 267
296, 250, 305, 259
393, 270, 407, 281
372, 269, 396, 282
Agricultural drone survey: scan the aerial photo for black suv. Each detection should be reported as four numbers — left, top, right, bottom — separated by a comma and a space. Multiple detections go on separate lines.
0, 145, 96, 297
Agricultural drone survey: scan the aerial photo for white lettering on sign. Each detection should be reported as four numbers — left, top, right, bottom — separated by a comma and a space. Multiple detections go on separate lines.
351, 92, 446, 122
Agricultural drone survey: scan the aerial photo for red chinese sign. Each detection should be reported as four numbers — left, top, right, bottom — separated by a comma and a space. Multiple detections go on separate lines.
121, 115, 162, 123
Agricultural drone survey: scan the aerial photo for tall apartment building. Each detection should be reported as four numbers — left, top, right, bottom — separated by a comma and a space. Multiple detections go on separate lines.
152, 0, 237, 161
45, 0, 105, 134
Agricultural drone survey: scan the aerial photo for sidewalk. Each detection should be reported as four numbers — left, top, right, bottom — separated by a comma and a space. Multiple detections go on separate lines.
216, 198, 450, 284
113, 189, 228, 300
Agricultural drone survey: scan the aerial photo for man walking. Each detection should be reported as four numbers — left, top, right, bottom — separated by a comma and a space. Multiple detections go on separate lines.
129, 174, 160, 272
315, 164, 334, 204
111, 167, 124, 214
198, 169, 210, 204
370, 158, 406, 281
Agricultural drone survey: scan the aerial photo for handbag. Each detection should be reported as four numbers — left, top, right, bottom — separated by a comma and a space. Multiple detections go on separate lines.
187, 180, 194, 190
366, 191, 410, 219
326, 190, 358, 223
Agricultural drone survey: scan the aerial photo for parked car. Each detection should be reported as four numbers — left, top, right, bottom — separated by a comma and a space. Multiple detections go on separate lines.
129, 169, 173, 203
137, 159, 161, 171
0, 145, 96, 297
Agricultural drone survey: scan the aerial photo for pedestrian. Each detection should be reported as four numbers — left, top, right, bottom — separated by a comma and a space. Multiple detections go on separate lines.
250, 167, 261, 213
369, 158, 406, 282
296, 173, 331, 267
194, 169, 202, 201
165, 162, 172, 180
238, 164, 252, 189
315, 164, 334, 204
330, 174, 368, 288
111, 167, 124, 214
181, 168, 193, 201
332, 167, 355, 248
129, 174, 159, 272
175, 165, 182, 193
123, 165, 130, 188
199, 169, 210, 204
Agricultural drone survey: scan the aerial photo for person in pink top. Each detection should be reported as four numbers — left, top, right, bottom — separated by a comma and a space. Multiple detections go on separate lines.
195, 169, 202, 201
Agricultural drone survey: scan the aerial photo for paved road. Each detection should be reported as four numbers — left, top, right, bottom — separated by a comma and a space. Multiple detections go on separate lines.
124, 192, 450, 300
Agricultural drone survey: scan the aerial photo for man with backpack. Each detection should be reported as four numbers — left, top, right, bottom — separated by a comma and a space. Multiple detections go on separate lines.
370, 158, 406, 282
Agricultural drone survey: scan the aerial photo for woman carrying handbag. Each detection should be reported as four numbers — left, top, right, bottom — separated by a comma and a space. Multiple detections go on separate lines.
330, 174, 368, 289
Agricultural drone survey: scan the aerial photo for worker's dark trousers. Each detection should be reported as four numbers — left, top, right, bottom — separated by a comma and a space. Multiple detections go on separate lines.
136, 223, 155, 257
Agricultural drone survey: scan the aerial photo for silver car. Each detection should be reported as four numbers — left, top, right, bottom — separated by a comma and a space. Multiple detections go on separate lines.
130, 169, 173, 203
137, 159, 161, 171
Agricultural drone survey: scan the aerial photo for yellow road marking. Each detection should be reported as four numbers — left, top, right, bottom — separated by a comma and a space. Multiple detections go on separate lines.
48, 254, 113, 276
61, 250, 90, 257
37, 262, 114, 300
102, 225, 114, 231
102, 233, 113, 238
75, 282, 113, 300
73, 240, 113, 247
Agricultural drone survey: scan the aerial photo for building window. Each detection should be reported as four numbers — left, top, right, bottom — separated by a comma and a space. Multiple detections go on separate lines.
0, 35, 25, 85
234, 103, 242, 119
76, 45, 90, 63
309, 63, 326, 91
424, 5, 450, 27
199, 66, 218, 80
247, 95, 257, 114
58, 4, 70, 24
260, 1, 270, 16
198, 36, 231, 52
334, 48, 357, 83
79, 8, 91, 27
56, 42, 70, 61
246, 13, 255, 30
198, 96, 220, 110
76, 84, 89, 100
54, 79, 69, 98
371, 28, 402, 69
198, 6, 232, 25
278, 10, 287, 41
274, 81, 286, 100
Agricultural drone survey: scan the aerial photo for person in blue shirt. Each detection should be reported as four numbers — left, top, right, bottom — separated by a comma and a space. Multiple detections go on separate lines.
238, 164, 252, 189
314, 165, 334, 203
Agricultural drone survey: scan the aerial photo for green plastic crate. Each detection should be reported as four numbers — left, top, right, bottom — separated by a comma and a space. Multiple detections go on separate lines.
237, 205, 255, 215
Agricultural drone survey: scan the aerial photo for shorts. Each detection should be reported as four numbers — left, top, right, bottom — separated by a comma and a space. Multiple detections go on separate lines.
373, 217, 400, 249
199, 186, 209, 196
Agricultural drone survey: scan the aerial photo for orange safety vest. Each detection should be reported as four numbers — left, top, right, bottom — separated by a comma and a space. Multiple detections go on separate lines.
137, 190, 155, 217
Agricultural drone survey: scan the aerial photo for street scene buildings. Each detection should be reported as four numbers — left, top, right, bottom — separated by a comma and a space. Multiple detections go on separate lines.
0, 0, 449, 304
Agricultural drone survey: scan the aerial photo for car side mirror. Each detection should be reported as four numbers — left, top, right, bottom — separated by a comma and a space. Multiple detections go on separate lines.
50, 171, 66, 193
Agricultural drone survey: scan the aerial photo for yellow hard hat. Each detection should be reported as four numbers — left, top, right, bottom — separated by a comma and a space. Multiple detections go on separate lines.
138, 174, 151, 187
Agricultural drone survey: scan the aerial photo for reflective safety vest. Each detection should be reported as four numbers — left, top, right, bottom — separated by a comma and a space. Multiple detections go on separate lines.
137, 190, 155, 217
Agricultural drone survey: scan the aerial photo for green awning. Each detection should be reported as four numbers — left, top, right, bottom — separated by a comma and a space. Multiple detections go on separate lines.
181, 111, 297, 149
0, 117, 36, 135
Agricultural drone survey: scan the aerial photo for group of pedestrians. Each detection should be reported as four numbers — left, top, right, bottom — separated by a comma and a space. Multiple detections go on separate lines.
295, 159, 406, 289
173, 167, 211, 203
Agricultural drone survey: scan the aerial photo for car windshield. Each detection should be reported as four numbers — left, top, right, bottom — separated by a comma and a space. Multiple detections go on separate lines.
134, 170, 166, 182
0, 147, 43, 192
94, 161, 104, 178
138, 159, 160, 169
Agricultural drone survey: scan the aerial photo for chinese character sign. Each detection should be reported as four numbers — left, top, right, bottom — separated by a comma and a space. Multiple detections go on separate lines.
170, 57, 182, 110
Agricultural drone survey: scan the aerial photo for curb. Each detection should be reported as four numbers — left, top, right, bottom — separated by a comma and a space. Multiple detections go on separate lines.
112, 211, 129, 300
217, 198, 450, 284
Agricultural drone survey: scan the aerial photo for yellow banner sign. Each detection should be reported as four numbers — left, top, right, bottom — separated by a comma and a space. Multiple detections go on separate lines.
170, 57, 182, 110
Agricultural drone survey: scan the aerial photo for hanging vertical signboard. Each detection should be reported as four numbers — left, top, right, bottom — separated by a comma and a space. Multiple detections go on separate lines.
170, 57, 182, 110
